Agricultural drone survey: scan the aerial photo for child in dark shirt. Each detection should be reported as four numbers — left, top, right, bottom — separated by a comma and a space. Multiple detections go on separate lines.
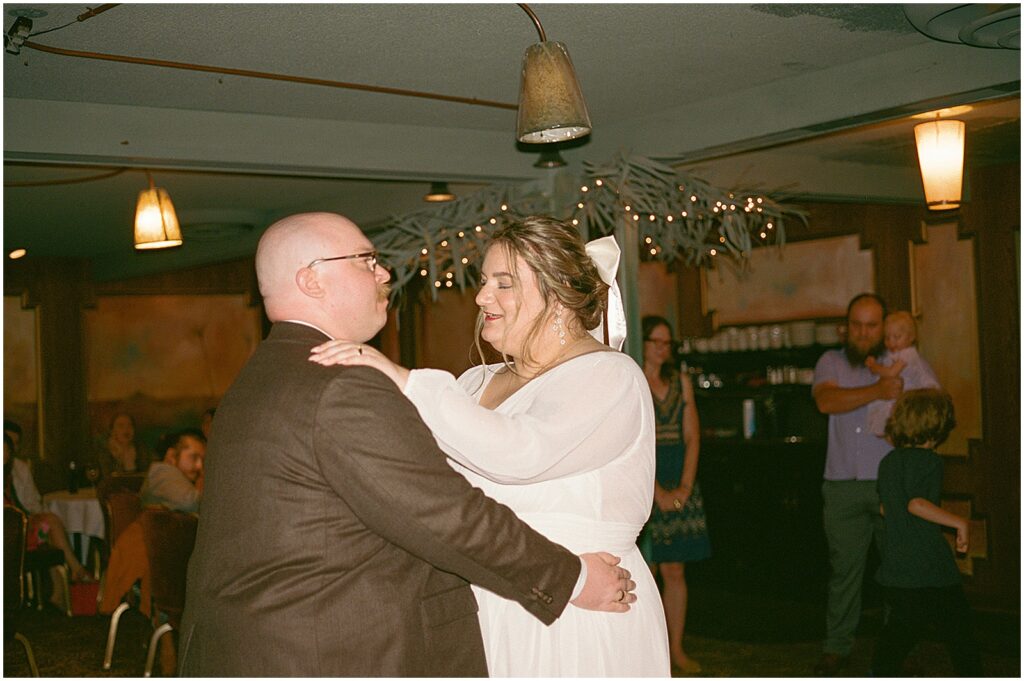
873, 389, 981, 677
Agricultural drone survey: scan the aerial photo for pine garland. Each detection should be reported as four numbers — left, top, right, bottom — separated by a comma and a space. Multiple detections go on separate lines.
371, 151, 805, 300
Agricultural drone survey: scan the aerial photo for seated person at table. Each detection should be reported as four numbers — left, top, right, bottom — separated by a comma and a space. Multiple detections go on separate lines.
141, 428, 205, 513
4, 431, 92, 604
93, 412, 154, 478
99, 429, 206, 617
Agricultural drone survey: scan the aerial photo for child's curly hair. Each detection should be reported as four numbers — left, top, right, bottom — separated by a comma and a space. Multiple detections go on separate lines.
885, 388, 956, 448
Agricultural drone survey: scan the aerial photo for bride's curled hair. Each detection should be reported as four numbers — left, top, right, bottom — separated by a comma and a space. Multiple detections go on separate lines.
478, 215, 609, 370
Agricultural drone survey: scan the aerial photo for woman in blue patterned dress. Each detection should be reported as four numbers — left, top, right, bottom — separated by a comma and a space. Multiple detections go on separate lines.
640, 316, 711, 674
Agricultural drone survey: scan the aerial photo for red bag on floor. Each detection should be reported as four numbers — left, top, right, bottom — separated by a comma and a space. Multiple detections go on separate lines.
70, 581, 99, 616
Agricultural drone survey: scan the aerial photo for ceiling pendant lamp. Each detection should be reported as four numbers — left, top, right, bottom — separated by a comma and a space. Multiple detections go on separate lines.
134, 172, 183, 249
515, 4, 592, 144
914, 117, 966, 211
423, 181, 456, 203
534, 148, 567, 168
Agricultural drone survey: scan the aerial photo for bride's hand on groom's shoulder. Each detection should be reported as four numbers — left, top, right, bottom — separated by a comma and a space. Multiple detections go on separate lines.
309, 340, 411, 389
572, 552, 637, 613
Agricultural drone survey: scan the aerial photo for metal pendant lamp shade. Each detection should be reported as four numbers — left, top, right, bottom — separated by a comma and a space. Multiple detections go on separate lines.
134, 179, 183, 249
516, 41, 592, 144
914, 118, 966, 211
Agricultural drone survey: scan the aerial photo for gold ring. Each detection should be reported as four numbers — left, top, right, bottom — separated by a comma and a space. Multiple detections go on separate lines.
616, 589, 625, 602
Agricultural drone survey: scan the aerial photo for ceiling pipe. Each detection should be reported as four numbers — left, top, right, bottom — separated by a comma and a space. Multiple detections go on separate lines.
22, 39, 518, 111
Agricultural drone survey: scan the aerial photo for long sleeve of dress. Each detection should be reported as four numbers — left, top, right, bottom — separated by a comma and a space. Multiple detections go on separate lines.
403, 353, 649, 484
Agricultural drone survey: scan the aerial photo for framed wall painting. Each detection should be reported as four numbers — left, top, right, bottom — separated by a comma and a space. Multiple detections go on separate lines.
3, 295, 41, 457
84, 294, 261, 442
705, 235, 875, 325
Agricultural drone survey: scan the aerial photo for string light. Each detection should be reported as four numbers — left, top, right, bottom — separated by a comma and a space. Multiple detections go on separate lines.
666, 215, 674, 222
690, 195, 697, 202
624, 205, 631, 211
461, 257, 469, 264
595, 179, 603, 186
766, 222, 773, 229
434, 280, 442, 288
420, 269, 428, 276
440, 240, 448, 247
445, 280, 453, 288
719, 236, 726, 243
645, 236, 653, 244
446, 272, 453, 279
571, 218, 579, 225
580, 186, 589, 192
710, 248, 718, 256
457, 231, 465, 238
649, 214, 656, 221
760, 232, 767, 239
632, 214, 640, 221
649, 248, 657, 255
500, 204, 508, 211
475, 225, 483, 232
421, 248, 428, 255
681, 211, 688, 217
577, 202, 585, 208
489, 218, 497, 224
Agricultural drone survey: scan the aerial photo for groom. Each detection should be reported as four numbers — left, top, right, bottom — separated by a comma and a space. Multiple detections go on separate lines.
178, 212, 636, 676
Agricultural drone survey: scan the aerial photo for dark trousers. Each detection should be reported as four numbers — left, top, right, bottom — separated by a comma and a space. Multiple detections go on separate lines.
872, 584, 982, 677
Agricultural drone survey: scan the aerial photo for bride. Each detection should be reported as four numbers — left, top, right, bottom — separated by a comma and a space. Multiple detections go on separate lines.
311, 216, 670, 676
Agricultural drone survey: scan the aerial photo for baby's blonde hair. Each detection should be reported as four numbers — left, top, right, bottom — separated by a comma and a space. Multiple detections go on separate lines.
885, 310, 917, 344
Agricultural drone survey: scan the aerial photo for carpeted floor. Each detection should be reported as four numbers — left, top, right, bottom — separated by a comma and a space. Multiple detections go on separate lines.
5, 593, 1019, 677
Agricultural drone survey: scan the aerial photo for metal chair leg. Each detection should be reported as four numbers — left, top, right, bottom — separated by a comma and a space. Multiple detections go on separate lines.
53, 565, 72, 617
103, 601, 131, 670
26, 571, 42, 610
143, 623, 173, 678
15, 632, 40, 677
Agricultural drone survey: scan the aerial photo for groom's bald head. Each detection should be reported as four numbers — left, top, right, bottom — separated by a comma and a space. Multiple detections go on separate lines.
255, 212, 390, 341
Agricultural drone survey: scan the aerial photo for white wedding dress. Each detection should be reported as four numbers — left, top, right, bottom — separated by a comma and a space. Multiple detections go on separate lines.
404, 351, 670, 677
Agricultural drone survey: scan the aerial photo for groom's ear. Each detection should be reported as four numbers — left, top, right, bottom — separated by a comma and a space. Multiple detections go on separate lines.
295, 266, 326, 298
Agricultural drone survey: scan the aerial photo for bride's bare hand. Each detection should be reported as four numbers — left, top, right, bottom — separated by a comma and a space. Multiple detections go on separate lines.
309, 340, 410, 389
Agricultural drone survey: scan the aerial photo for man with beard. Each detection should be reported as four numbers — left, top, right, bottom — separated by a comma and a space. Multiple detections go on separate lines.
811, 293, 905, 676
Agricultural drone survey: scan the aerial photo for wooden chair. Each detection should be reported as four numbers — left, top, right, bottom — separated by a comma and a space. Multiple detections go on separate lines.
23, 531, 71, 617
5, 505, 41, 676
96, 473, 146, 569
139, 508, 199, 677
100, 491, 143, 671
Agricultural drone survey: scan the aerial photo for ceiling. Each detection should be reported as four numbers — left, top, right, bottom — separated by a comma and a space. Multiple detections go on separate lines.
3, 3, 1020, 281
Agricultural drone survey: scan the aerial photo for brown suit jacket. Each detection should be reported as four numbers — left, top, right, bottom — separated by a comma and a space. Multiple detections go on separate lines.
178, 322, 580, 676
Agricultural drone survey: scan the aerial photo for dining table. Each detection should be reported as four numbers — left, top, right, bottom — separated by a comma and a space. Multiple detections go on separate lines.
42, 487, 105, 566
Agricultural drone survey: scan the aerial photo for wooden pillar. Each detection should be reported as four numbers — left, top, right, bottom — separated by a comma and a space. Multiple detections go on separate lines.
956, 162, 1020, 608
5, 258, 93, 466
858, 205, 927, 311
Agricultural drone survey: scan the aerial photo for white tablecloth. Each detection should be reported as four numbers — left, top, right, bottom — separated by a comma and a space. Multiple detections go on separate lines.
43, 488, 105, 564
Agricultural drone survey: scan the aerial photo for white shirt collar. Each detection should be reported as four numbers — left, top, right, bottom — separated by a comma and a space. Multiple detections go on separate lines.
281, 319, 333, 340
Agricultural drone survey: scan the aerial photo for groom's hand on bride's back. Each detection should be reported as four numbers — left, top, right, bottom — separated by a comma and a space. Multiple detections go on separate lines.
571, 552, 637, 613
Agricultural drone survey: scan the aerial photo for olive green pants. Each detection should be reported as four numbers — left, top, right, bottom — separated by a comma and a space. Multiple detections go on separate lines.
822, 479, 883, 656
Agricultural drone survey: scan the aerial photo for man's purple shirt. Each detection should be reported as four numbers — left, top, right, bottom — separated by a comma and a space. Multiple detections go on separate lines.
813, 349, 893, 481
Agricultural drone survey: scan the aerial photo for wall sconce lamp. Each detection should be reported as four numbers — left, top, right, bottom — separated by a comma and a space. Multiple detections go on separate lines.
914, 115, 966, 211
134, 172, 183, 249
516, 4, 592, 144
423, 181, 456, 203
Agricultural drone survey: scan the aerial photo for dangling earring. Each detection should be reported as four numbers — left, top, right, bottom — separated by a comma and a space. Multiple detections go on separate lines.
552, 305, 567, 345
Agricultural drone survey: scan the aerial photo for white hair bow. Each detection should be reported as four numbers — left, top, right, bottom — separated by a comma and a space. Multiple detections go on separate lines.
584, 236, 627, 351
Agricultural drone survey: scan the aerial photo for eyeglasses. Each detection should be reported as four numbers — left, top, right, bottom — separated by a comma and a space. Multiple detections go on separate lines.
644, 339, 672, 348
307, 250, 379, 273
